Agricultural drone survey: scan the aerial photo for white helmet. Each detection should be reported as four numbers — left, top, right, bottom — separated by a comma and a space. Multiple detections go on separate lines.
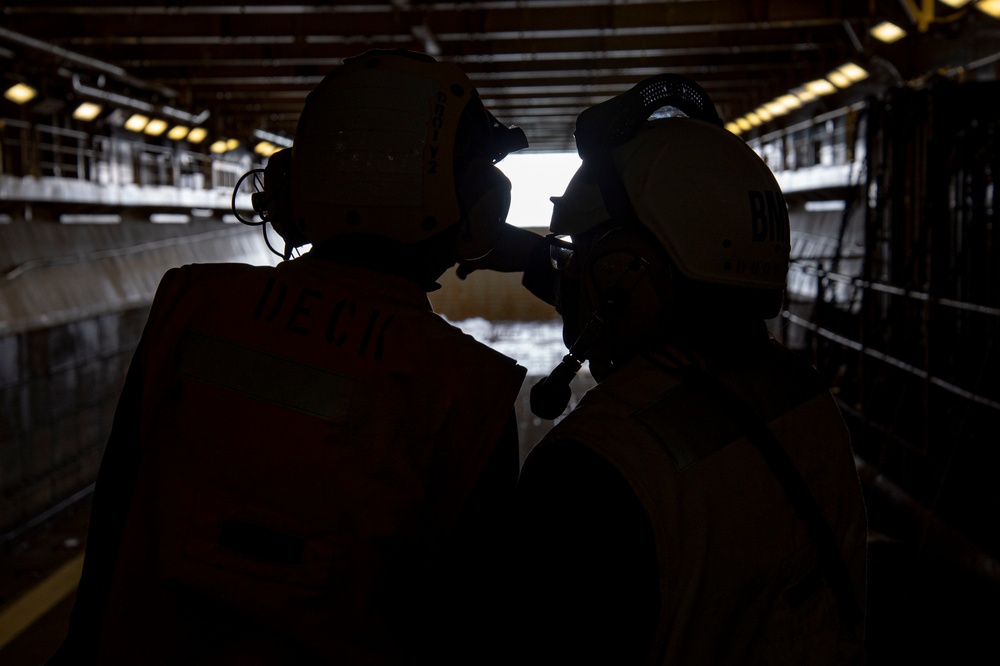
531, 76, 789, 418
551, 75, 790, 295
288, 50, 527, 256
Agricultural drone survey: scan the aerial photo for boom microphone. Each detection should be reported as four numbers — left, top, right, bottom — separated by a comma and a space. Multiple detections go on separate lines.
529, 290, 618, 419
528, 252, 649, 420
529, 353, 583, 420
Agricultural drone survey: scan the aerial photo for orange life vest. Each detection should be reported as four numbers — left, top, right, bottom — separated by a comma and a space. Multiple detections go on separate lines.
96, 257, 526, 664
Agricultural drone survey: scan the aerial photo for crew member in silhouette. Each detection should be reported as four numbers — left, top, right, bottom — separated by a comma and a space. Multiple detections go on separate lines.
460, 74, 868, 665
50, 50, 528, 665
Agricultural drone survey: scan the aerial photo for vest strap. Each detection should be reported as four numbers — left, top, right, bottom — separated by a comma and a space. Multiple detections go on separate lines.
649, 349, 864, 639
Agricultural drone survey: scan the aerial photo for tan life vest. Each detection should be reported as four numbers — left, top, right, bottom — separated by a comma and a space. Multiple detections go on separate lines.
97, 258, 526, 664
537, 345, 867, 666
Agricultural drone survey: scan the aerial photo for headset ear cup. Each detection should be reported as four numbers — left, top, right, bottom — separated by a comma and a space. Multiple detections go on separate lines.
590, 251, 639, 298
585, 231, 666, 346
457, 160, 512, 261
263, 149, 309, 249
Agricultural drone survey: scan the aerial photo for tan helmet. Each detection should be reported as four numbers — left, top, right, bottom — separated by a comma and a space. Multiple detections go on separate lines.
289, 49, 526, 256
551, 75, 790, 294
532, 76, 789, 418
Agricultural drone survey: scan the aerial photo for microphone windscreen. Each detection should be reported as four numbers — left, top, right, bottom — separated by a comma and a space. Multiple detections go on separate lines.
530, 375, 572, 420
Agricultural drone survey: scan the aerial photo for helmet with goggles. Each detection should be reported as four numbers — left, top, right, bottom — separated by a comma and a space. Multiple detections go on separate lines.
531, 76, 789, 419
551, 74, 790, 303
288, 49, 527, 255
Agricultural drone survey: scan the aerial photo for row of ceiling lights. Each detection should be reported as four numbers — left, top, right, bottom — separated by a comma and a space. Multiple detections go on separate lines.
4, 82, 210, 144
725, 62, 869, 135
3, 82, 284, 158
7, 0, 997, 151
871, 0, 1000, 41
938, 0, 1000, 17
726, 0, 1000, 136
2, 68, 868, 154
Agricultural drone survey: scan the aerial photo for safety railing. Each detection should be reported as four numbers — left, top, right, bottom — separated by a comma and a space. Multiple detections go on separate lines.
747, 102, 866, 177
1, 117, 252, 201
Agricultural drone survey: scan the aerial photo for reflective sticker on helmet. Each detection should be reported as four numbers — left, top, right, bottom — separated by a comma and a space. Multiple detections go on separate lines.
428, 90, 449, 174
748, 189, 789, 244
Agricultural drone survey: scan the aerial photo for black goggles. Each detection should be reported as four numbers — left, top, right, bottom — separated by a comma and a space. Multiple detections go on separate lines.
547, 234, 574, 270
486, 109, 529, 164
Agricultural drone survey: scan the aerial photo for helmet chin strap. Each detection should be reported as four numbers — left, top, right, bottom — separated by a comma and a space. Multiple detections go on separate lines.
530, 254, 648, 420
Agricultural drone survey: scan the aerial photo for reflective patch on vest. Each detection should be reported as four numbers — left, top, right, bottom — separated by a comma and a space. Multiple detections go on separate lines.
635, 383, 743, 470
167, 485, 353, 588
179, 332, 353, 423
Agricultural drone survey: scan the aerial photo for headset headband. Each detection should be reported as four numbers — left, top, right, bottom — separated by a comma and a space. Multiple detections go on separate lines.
574, 74, 722, 162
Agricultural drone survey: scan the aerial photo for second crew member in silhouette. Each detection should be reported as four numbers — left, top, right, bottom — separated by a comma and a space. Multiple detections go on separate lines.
461, 74, 868, 664
49, 50, 528, 666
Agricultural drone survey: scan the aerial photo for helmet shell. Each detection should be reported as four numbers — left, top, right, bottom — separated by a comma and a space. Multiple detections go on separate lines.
553, 118, 790, 291
290, 51, 486, 247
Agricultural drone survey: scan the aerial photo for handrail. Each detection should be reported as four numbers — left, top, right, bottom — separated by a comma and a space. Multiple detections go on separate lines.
790, 260, 1000, 317
753, 101, 867, 146
782, 311, 1000, 412
2, 117, 254, 193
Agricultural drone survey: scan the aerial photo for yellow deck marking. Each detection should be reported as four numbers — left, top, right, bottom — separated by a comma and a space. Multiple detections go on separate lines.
0, 553, 83, 649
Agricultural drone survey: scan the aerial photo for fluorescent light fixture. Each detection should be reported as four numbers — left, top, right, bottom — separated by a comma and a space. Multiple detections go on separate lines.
838, 63, 869, 83
827, 70, 852, 89
167, 125, 189, 140
73, 102, 103, 121
725, 122, 742, 135
977, 0, 1000, 18
755, 106, 774, 122
777, 94, 803, 110
806, 78, 838, 96
870, 21, 906, 43
736, 117, 753, 131
226, 138, 239, 151
939, 0, 972, 7
746, 112, 762, 126
59, 214, 122, 225
187, 127, 208, 144
144, 118, 168, 136
150, 213, 190, 224
210, 139, 229, 154
765, 101, 790, 117
805, 200, 847, 212
124, 114, 150, 132
793, 87, 818, 103
252, 128, 294, 148
4, 83, 37, 104
254, 141, 277, 156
